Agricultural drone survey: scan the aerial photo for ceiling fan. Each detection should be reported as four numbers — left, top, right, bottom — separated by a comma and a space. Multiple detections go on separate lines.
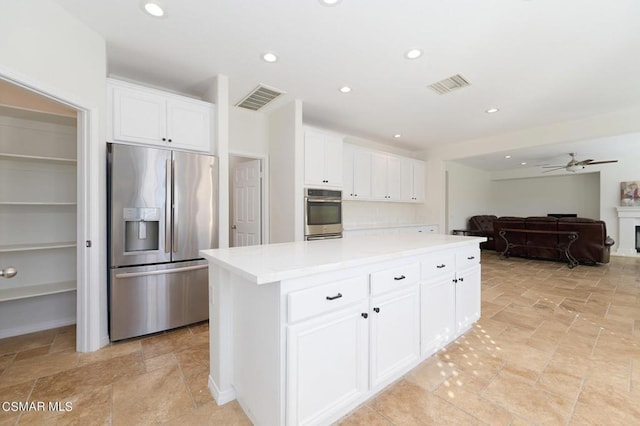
541, 153, 618, 173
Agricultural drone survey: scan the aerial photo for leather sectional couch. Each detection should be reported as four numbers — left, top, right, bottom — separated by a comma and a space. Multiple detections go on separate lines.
492, 216, 614, 264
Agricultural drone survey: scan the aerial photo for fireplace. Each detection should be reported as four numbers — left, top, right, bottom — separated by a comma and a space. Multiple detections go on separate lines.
616, 207, 640, 256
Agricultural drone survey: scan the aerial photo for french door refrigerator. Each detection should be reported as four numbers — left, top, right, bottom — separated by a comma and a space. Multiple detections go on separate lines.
107, 143, 218, 341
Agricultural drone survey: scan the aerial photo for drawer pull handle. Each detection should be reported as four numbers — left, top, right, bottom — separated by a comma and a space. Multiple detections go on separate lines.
436, 264, 446, 269
361, 313, 368, 319
326, 293, 343, 301
394, 275, 406, 281
467, 256, 475, 260
373, 307, 380, 313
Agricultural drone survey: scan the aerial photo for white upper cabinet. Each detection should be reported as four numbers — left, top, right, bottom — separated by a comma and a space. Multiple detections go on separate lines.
372, 152, 401, 201
401, 158, 425, 202
343, 143, 372, 200
304, 127, 343, 188
107, 79, 214, 153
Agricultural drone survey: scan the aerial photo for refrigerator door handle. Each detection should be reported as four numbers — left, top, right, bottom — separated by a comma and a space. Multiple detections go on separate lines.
114, 264, 208, 279
172, 159, 178, 254
165, 158, 172, 253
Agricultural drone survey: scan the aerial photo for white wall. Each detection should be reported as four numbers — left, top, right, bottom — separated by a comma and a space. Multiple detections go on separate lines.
229, 107, 269, 156
488, 173, 600, 218
268, 100, 303, 243
0, 0, 107, 351
444, 162, 493, 231
598, 155, 640, 251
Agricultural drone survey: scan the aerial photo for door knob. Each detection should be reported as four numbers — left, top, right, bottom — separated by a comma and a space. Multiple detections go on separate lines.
0, 267, 17, 279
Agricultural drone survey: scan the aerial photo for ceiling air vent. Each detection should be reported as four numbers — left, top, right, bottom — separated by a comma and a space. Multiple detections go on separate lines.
236, 84, 285, 111
428, 74, 471, 95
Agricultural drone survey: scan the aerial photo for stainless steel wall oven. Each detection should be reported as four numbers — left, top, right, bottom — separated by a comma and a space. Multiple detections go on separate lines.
304, 188, 343, 240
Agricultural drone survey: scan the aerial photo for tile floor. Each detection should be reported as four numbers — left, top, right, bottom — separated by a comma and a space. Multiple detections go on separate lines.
1, 251, 639, 425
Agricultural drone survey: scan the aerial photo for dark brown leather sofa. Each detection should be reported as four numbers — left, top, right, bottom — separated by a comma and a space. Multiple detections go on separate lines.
493, 216, 614, 264
467, 215, 497, 250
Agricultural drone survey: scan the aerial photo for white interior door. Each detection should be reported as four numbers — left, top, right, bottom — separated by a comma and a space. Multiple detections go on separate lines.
232, 159, 261, 247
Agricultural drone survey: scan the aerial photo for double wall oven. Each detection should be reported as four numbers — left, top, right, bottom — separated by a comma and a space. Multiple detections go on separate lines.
304, 188, 343, 240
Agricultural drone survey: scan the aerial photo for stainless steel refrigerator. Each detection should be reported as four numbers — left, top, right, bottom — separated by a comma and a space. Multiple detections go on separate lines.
107, 143, 218, 341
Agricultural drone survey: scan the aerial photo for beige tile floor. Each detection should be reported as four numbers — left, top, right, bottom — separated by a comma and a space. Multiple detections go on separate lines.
1, 251, 639, 425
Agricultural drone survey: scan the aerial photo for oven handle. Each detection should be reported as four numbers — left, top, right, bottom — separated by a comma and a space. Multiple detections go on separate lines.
305, 199, 342, 203
306, 234, 343, 241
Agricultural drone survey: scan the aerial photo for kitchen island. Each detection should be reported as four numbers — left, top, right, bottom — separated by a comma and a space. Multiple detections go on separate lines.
201, 233, 485, 426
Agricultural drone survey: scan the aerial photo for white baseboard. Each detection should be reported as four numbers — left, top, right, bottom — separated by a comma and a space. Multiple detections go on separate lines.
0, 317, 76, 339
208, 375, 236, 405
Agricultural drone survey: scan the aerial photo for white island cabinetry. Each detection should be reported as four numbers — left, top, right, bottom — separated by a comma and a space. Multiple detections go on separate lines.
201, 233, 484, 426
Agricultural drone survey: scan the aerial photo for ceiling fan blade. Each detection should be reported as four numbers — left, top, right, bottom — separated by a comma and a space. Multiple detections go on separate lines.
584, 160, 618, 165
541, 165, 565, 168
542, 167, 566, 173
575, 159, 594, 165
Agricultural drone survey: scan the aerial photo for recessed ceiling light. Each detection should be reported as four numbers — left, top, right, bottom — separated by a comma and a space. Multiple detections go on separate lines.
339, 86, 352, 93
486, 108, 500, 114
394, 134, 401, 139
143, 1, 165, 17
521, 162, 527, 165
504, 155, 512, 159
405, 49, 423, 60
262, 52, 278, 63
319, 0, 342, 5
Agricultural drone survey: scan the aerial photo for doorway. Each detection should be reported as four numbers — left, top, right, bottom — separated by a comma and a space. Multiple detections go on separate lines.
0, 79, 79, 338
229, 154, 266, 247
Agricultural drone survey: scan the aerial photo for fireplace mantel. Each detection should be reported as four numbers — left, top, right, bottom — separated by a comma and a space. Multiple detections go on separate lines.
615, 207, 640, 256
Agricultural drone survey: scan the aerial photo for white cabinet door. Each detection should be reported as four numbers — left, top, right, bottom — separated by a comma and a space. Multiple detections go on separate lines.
352, 148, 371, 200
401, 159, 426, 202
371, 153, 401, 201
343, 144, 355, 200
420, 277, 456, 357
344, 144, 371, 200
386, 156, 402, 201
112, 85, 166, 146
370, 286, 420, 389
286, 302, 369, 426
412, 160, 425, 202
324, 134, 343, 187
109, 79, 213, 152
455, 265, 481, 334
304, 129, 342, 188
371, 152, 388, 200
166, 98, 212, 152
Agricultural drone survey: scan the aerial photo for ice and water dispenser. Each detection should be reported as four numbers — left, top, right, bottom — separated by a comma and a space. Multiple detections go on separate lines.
123, 207, 160, 252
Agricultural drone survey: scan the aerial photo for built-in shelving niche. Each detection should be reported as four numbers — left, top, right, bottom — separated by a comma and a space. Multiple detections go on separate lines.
0, 103, 78, 338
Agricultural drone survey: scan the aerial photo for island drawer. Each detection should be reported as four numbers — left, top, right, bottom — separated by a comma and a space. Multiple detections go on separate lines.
288, 276, 368, 323
370, 263, 420, 295
421, 251, 455, 280
456, 246, 480, 270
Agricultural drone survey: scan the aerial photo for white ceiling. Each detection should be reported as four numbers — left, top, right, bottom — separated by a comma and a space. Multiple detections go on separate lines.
53, 0, 640, 165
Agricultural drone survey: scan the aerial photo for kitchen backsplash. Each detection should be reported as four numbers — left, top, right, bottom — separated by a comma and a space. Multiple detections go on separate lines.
342, 201, 424, 228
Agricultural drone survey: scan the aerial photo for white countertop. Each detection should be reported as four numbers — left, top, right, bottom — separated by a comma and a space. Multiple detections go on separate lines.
342, 223, 435, 231
201, 233, 485, 285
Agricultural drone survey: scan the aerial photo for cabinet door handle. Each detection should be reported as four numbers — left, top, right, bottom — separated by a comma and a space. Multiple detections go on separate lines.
162, 137, 167, 141
393, 275, 406, 281
459, 277, 464, 282
436, 264, 446, 269
326, 293, 343, 301
467, 256, 475, 260
361, 313, 368, 319
453, 278, 458, 283
373, 307, 380, 313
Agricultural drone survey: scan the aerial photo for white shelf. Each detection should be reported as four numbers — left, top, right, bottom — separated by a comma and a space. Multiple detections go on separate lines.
0, 201, 76, 206
0, 152, 76, 164
0, 281, 76, 302
0, 241, 76, 253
